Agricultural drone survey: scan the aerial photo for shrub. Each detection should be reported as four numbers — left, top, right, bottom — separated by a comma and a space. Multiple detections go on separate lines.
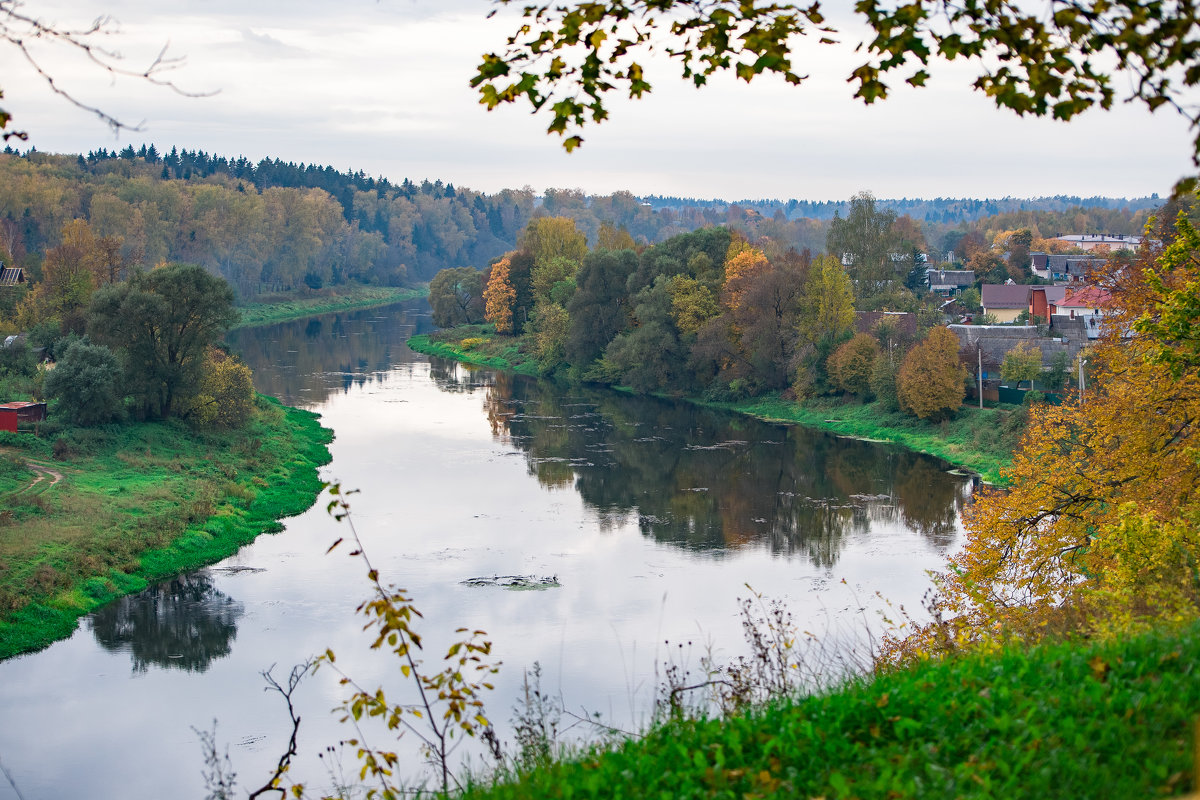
897, 327, 966, 421
826, 333, 879, 398
42, 339, 124, 426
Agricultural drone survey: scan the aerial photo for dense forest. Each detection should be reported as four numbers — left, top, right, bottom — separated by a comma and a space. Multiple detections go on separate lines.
0, 146, 1157, 307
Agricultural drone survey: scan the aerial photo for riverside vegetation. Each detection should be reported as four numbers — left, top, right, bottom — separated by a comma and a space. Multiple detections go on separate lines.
0, 396, 331, 659
0, 262, 334, 659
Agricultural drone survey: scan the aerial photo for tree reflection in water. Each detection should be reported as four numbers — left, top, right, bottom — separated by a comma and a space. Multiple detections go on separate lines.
435, 360, 973, 567
226, 301, 435, 407
89, 571, 244, 674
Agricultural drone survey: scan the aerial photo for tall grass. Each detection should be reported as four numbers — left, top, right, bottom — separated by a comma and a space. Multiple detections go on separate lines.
463, 622, 1200, 800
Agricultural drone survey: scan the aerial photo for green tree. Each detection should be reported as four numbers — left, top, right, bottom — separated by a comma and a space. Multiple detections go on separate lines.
800, 254, 855, 345
474, 1, 1200, 162
86, 263, 238, 419
429, 267, 485, 328
42, 338, 124, 426
566, 248, 638, 368
826, 192, 897, 293
1000, 341, 1043, 390
897, 327, 966, 421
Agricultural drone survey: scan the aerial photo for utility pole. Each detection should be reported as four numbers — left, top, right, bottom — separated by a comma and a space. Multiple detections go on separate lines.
978, 344, 984, 409
1077, 352, 1087, 404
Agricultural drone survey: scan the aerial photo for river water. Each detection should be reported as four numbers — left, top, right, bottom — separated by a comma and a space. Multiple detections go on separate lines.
0, 299, 971, 799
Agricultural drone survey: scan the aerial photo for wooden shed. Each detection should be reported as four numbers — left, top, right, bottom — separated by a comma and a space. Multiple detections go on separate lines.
0, 401, 47, 433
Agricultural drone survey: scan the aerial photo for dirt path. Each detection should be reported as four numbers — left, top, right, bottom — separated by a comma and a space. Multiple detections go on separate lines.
9, 460, 63, 497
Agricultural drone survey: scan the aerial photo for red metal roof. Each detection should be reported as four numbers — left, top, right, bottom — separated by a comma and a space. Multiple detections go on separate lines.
1060, 287, 1112, 308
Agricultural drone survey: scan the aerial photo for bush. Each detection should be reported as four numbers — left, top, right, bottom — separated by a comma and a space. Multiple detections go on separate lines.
826, 333, 878, 398
42, 339, 124, 426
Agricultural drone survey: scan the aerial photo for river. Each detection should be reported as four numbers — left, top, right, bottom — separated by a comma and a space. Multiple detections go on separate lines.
0, 298, 972, 799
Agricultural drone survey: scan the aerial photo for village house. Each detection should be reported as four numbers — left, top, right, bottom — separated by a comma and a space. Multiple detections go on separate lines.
1029, 285, 1068, 321
948, 324, 1077, 402
1057, 286, 1112, 339
925, 268, 975, 297
981, 284, 1032, 323
1055, 233, 1142, 252
1029, 253, 1108, 283
0, 401, 46, 433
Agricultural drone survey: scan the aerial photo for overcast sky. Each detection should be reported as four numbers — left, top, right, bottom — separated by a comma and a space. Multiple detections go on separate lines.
0, 0, 1191, 201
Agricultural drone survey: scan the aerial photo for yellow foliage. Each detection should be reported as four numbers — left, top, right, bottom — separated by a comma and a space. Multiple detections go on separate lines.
186, 349, 255, 428
721, 248, 769, 314
886, 328, 1200, 664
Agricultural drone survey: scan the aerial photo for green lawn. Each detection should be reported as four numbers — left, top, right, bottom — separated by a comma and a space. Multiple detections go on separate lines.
0, 396, 333, 659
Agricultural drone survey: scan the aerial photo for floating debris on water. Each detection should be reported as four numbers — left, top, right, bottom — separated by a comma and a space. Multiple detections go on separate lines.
211, 566, 267, 575
461, 575, 561, 590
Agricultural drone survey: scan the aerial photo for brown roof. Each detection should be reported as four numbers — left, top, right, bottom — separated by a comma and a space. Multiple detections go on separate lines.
855, 311, 917, 338
981, 284, 1032, 309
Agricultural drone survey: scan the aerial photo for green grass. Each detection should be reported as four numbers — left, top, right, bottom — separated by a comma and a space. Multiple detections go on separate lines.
463, 622, 1200, 800
234, 285, 427, 329
0, 396, 333, 659
408, 330, 542, 376
718, 395, 1023, 484
408, 329, 1020, 483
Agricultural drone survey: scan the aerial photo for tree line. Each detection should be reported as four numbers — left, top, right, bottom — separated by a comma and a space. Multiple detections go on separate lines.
0, 147, 1156, 313
430, 197, 983, 421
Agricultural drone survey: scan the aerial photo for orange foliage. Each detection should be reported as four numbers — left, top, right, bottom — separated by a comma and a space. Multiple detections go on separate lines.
484, 256, 516, 334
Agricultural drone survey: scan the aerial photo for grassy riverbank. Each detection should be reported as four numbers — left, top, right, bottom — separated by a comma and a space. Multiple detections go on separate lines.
0, 396, 333, 660
464, 621, 1200, 800
407, 330, 1018, 482
234, 285, 426, 329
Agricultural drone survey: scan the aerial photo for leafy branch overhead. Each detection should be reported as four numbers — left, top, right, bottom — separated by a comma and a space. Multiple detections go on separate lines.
473, 1, 1200, 157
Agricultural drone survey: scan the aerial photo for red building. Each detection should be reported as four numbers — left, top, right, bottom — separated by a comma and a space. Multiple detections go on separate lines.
0, 401, 47, 433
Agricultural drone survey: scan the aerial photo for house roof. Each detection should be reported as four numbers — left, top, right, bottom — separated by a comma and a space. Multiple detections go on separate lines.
981, 284, 1032, 309
948, 325, 1071, 369
855, 311, 917, 338
927, 269, 975, 287
1031, 285, 1069, 304
1060, 286, 1111, 308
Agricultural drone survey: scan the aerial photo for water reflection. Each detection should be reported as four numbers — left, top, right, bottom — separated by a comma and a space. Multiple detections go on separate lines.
226, 303, 435, 406
432, 362, 972, 565
89, 571, 244, 674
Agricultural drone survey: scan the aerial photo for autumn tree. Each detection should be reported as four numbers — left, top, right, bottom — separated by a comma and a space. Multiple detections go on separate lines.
519, 215, 588, 267
721, 247, 770, 318
596, 222, 637, 252
184, 349, 256, 428
667, 275, 719, 336
827, 333, 879, 399
484, 256, 517, 334
896, 327, 966, 420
